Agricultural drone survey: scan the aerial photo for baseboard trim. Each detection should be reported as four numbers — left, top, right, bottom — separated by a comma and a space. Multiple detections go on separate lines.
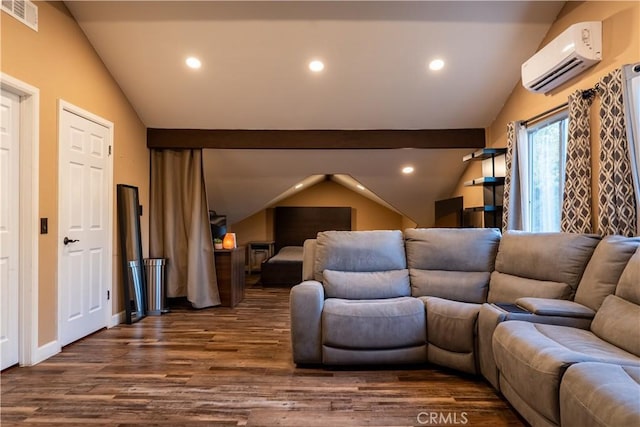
111, 311, 125, 327
32, 340, 61, 365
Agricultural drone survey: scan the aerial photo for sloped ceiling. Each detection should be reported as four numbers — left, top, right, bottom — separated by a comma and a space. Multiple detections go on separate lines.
65, 1, 565, 226
203, 148, 470, 226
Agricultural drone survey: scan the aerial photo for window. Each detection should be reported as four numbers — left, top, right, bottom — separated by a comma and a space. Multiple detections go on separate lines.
623, 64, 640, 231
526, 114, 568, 232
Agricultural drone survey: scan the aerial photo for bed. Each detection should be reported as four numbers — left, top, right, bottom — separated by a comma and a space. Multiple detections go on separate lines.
260, 206, 352, 286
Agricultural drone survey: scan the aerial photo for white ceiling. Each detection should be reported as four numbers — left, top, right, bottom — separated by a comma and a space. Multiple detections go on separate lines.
66, 1, 565, 226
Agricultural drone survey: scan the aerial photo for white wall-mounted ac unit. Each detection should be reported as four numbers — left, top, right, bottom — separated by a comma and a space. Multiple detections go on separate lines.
522, 21, 602, 94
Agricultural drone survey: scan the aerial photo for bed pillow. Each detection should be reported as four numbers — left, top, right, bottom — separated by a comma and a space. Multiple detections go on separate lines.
323, 269, 410, 299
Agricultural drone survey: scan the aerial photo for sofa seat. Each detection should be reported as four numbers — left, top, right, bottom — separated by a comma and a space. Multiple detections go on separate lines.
493, 321, 640, 425
322, 297, 426, 365
560, 362, 640, 427
419, 297, 481, 374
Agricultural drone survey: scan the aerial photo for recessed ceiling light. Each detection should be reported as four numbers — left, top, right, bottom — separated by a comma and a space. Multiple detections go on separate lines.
309, 60, 325, 73
402, 166, 415, 174
429, 58, 445, 71
295, 183, 304, 189
186, 57, 202, 69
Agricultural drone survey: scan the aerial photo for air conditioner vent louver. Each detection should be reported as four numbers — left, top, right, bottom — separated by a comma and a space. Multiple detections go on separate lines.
530, 58, 584, 92
1, 0, 38, 32
522, 22, 601, 94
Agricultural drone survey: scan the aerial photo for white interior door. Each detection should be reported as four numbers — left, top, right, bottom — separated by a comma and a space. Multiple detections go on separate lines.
58, 107, 111, 347
0, 89, 20, 370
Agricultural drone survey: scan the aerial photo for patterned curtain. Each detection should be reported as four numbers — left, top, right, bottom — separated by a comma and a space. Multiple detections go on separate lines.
561, 90, 593, 233
502, 121, 525, 231
598, 69, 638, 236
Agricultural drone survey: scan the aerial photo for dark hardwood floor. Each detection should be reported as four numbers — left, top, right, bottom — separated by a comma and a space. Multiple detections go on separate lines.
1, 280, 525, 426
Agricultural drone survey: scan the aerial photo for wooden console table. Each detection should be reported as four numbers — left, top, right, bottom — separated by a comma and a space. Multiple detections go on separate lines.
214, 247, 245, 308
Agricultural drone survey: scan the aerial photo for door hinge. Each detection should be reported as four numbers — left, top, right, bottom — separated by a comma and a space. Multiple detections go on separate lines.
107, 290, 110, 300
108, 145, 112, 156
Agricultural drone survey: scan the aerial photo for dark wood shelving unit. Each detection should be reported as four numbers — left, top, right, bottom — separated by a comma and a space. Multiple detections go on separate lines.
464, 205, 503, 213
463, 148, 506, 228
462, 147, 508, 162
464, 176, 505, 186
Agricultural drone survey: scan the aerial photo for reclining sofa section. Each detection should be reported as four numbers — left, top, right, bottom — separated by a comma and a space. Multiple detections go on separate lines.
479, 234, 640, 389
289, 228, 640, 426
291, 230, 426, 365
290, 228, 501, 366
492, 244, 640, 427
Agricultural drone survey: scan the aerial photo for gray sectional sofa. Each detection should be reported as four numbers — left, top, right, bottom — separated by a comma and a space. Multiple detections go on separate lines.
289, 228, 640, 427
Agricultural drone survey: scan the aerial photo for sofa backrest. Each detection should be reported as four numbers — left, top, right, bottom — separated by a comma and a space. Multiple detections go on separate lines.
313, 230, 409, 299
590, 246, 640, 357
405, 228, 501, 303
487, 231, 600, 303
616, 245, 640, 304
574, 235, 640, 311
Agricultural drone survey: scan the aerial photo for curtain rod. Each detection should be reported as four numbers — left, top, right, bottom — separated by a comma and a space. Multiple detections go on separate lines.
522, 83, 600, 127
522, 103, 568, 127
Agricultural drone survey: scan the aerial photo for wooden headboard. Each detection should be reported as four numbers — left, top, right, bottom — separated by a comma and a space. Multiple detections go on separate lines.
273, 206, 352, 253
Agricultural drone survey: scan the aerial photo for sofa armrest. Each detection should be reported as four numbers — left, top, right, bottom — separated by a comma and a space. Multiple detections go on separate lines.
515, 298, 596, 319
302, 239, 317, 281
290, 280, 325, 364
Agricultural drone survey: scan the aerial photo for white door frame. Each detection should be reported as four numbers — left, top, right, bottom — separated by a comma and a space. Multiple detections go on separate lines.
57, 100, 114, 345
1, 73, 39, 366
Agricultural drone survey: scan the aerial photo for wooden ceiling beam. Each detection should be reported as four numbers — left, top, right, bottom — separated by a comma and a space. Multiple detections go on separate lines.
147, 128, 485, 149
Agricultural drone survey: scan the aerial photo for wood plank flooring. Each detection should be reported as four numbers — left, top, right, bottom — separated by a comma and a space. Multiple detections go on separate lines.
1, 283, 525, 426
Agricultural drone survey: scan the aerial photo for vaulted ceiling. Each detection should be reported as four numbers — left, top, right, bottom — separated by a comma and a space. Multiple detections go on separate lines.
66, 1, 565, 226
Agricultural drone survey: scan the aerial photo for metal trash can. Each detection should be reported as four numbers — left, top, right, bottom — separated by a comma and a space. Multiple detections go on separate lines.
144, 258, 169, 315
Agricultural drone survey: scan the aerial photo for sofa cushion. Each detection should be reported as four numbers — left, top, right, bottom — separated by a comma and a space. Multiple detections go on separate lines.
574, 235, 640, 311
616, 246, 640, 305
410, 270, 490, 303
405, 228, 501, 271
322, 297, 425, 350
405, 228, 500, 302
323, 269, 410, 299
488, 231, 600, 303
493, 321, 640, 424
591, 295, 640, 357
313, 230, 406, 282
421, 297, 480, 353
420, 297, 482, 374
560, 362, 640, 427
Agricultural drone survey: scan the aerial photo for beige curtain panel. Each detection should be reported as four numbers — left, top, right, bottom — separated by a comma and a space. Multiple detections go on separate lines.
150, 149, 221, 308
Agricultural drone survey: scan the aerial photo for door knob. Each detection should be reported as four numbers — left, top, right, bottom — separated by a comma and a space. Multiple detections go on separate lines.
63, 237, 79, 245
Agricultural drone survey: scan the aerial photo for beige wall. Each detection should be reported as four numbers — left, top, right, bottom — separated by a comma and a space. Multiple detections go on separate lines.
231, 180, 416, 247
453, 1, 640, 226
1, 2, 149, 346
